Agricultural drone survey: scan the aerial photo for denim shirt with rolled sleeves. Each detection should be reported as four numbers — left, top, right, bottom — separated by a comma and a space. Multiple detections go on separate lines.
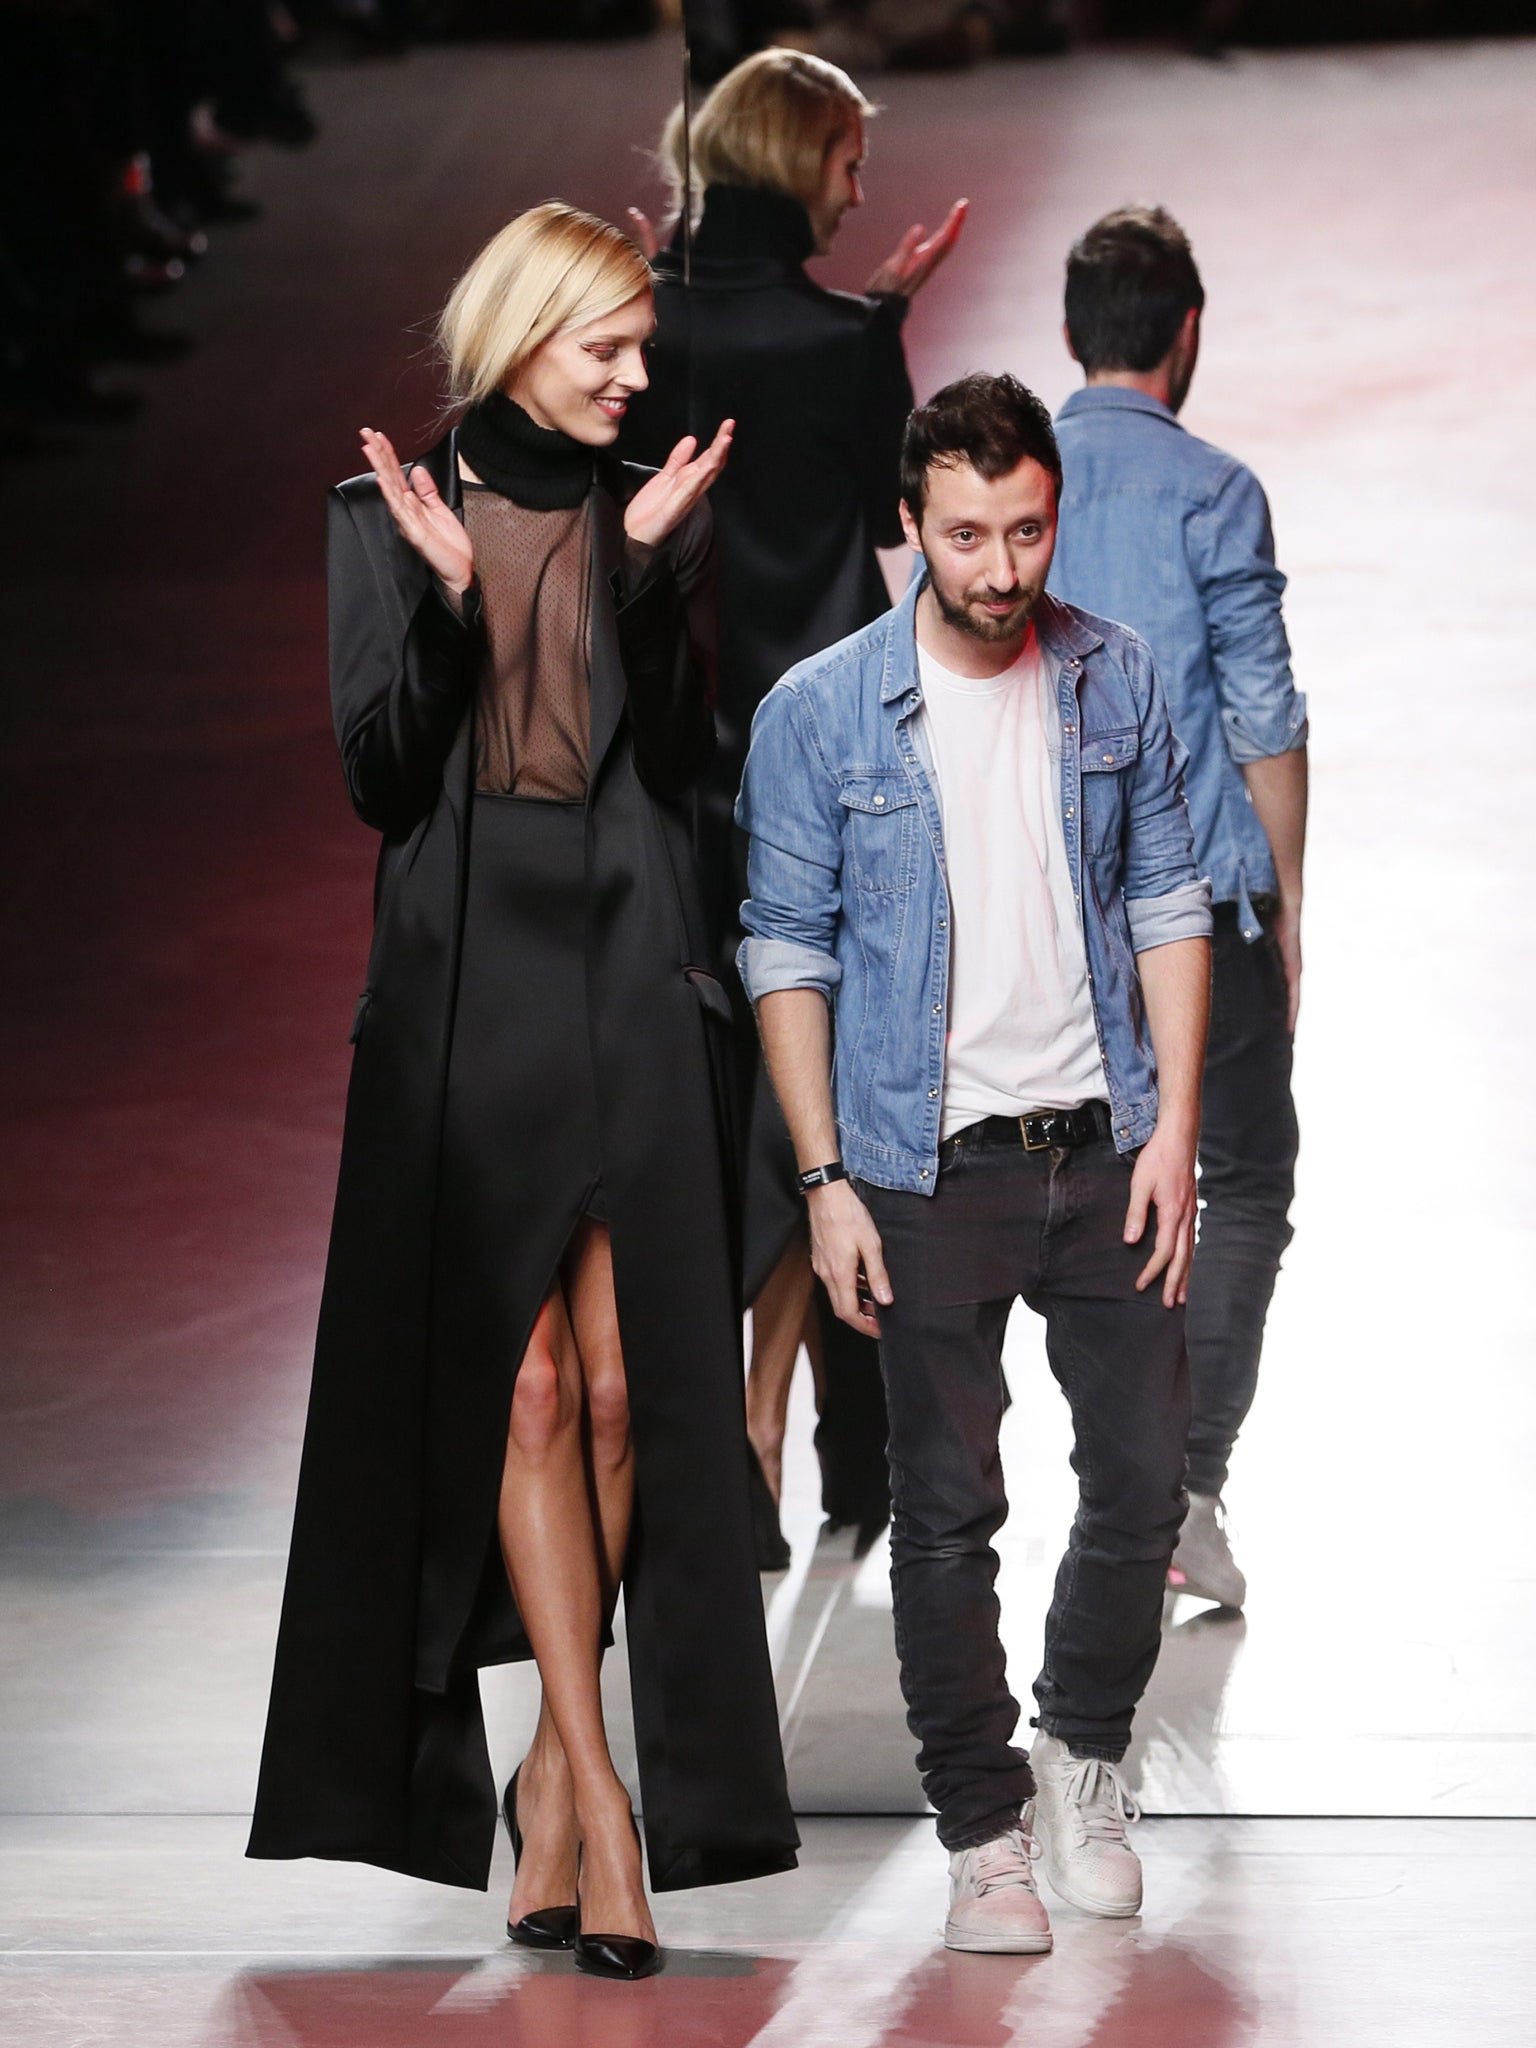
1049, 386, 1307, 939
735, 572, 1213, 1197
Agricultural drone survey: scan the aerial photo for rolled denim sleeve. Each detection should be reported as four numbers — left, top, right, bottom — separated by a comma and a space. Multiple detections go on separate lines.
1126, 879, 1212, 951
735, 682, 845, 1004
1121, 636, 1213, 951
1191, 463, 1307, 764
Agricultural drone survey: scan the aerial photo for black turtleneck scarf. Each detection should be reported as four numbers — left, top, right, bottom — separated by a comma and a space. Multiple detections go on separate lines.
687, 185, 818, 270
456, 391, 596, 510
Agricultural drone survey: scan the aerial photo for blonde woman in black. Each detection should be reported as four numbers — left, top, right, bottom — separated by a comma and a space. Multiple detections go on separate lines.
248, 203, 797, 1980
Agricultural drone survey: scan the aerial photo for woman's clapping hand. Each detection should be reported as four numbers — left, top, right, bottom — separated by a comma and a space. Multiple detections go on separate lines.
623, 419, 734, 548
360, 427, 475, 596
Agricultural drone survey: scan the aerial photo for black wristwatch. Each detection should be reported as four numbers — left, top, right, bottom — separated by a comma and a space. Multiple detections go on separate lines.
798, 1162, 849, 1195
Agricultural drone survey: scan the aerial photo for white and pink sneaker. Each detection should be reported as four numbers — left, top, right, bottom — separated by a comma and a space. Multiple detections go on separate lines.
944, 1819, 1053, 1953
1028, 1732, 1143, 1917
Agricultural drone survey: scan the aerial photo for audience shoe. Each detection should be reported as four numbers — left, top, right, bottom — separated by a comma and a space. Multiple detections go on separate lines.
821, 1508, 889, 1560
944, 1820, 1052, 1953
1169, 1493, 1247, 1609
1028, 1733, 1143, 1917
747, 1445, 791, 1572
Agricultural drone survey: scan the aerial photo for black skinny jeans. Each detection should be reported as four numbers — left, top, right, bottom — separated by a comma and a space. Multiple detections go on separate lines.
1185, 903, 1299, 1497
860, 1131, 1189, 1852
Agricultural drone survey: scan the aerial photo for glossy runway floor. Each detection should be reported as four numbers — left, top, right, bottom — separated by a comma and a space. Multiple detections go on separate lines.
4, 27, 1536, 2048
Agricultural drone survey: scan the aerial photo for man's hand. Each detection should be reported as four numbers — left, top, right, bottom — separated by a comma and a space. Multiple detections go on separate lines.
865, 199, 968, 299
806, 1180, 893, 1336
1123, 1122, 1199, 1308
1271, 895, 1302, 1034
753, 989, 885, 1330
1240, 748, 1307, 1036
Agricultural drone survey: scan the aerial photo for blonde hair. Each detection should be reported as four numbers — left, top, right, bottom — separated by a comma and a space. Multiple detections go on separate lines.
437, 201, 651, 409
662, 49, 874, 217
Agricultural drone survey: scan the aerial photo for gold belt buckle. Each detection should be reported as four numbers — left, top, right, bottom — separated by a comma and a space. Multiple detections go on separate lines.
1019, 1113, 1051, 1151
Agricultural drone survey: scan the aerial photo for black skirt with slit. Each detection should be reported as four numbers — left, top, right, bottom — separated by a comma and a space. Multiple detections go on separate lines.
416, 794, 607, 1691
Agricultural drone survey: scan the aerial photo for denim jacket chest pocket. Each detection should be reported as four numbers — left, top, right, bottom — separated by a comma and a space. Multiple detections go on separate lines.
838, 772, 921, 893
1080, 727, 1141, 859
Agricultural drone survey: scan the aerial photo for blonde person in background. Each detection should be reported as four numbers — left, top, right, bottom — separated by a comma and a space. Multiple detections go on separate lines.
622, 49, 965, 1566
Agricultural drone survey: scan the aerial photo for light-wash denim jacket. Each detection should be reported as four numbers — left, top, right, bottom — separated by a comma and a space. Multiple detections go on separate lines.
1050, 387, 1307, 936
736, 573, 1213, 1195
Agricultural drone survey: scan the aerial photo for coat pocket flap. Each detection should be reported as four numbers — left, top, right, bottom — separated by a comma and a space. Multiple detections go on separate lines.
683, 967, 734, 1022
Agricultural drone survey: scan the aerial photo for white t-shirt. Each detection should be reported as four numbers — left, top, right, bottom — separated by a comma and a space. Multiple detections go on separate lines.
914, 628, 1106, 1141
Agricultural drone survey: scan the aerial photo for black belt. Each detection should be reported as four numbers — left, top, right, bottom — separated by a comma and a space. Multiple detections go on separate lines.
942, 1101, 1113, 1160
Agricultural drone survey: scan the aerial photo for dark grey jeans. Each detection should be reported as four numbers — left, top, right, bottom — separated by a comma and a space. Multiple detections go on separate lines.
1186, 902, 1299, 1497
860, 1131, 1190, 1852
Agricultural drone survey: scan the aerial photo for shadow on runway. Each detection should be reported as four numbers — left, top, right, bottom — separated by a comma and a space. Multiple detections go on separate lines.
766, 1513, 1253, 1822
767, 1521, 923, 1815
1126, 1603, 1250, 1812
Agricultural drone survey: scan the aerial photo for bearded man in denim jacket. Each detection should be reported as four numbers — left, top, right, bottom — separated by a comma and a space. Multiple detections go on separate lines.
1050, 207, 1307, 1612
736, 374, 1211, 1953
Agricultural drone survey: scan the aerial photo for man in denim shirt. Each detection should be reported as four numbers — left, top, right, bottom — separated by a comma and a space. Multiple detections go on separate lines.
1050, 207, 1307, 1610
737, 376, 1211, 1949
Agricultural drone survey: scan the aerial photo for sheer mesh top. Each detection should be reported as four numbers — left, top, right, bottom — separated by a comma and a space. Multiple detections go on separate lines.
462, 484, 592, 799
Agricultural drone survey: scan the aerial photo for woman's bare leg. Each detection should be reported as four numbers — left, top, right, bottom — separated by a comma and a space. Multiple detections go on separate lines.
512, 1222, 633, 1912
560, 1221, 653, 1942
497, 1278, 650, 1942
498, 1292, 584, 1927
745, 1235, 815, 1501
563, 1221, 633, 1603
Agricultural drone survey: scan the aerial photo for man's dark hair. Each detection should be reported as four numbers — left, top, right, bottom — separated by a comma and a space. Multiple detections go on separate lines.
900, 373, 1062, 521
1064, 205, 1205, 375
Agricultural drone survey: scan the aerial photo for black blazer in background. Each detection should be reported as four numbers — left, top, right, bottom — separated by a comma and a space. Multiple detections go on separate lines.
619, 184, 915, 778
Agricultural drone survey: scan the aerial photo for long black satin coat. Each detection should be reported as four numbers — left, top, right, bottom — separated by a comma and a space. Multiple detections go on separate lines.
247, 430, 798, 1895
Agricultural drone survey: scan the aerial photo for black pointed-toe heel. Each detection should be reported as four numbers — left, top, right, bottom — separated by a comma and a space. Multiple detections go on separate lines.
572, 1812, 661, 1979
501, 1766, 579, 1951
573, 1931, 662, 1980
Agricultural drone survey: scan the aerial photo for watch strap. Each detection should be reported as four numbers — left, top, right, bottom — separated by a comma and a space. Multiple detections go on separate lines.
797, 1162, 849, 1194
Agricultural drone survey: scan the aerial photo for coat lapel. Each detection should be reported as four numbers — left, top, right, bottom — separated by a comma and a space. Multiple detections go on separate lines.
426, 430, 475, 852
415, 428, 463, 512
587, 480, 629, 790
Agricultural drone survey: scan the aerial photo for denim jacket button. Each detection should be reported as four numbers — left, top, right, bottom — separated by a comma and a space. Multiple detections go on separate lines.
927, 1087, 938, 1099
932, 1002, 942, 1014
873, 793, 886, 807
919, 1169, 930, 1179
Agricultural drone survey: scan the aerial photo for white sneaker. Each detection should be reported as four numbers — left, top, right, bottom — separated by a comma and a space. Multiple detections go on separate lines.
1028, 1732, 1143, 1918
944, 1820, 1053, 1953
1170, 1492, 1247, 1609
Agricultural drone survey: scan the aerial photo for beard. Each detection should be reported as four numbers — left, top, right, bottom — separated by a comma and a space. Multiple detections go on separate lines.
928, 567, 1041, 645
